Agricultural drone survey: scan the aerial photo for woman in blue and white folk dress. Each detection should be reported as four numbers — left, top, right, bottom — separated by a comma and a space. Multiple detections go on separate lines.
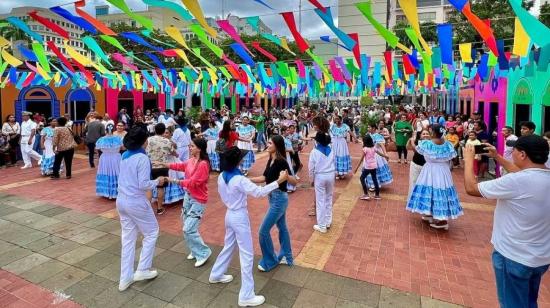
40, 118, 57, 176
154, 129, 185, 205
173, 117, 192, 161
202, 121, 220, 172
236, 116, 256, 176
406, 125, 463, 230
330, 116, 352, 179
365, 124, 394, 188
95, 124, 123, 199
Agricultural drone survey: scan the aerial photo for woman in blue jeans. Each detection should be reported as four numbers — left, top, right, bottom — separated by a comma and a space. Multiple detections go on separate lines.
250, 135, 298, 272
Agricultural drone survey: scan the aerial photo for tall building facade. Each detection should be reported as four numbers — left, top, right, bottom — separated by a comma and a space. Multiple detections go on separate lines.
395, 0, 453, 24
337, 0, 396, 64
0, 7, 89, 60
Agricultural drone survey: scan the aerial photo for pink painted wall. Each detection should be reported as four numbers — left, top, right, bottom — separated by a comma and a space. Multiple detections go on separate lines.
105, 88, 144, 118
473, 73, 508, 155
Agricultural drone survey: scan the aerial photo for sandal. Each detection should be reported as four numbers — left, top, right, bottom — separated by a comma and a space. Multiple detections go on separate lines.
360, 195, 370, 200
157, 208, 165, 215
308, 208, 316, 216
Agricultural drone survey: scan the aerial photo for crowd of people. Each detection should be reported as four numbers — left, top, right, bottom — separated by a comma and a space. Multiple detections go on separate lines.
1, 100, 549, 307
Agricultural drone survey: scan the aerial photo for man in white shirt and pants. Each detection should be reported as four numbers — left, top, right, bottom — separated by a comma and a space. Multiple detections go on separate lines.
20, 111, 42, 169
464, 135, 550, 308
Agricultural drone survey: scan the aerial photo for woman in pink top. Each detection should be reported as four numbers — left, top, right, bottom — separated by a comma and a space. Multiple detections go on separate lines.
165, 137, 212, 268
360, 135, 389, 200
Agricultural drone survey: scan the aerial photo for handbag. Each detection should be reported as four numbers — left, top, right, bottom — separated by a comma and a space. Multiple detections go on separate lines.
68, 128, 83, 145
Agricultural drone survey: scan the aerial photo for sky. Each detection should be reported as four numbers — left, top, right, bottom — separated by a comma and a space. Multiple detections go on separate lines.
0, 0, 339, 40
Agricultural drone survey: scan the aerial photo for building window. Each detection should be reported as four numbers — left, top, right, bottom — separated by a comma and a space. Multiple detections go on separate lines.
418, 12, 437, 22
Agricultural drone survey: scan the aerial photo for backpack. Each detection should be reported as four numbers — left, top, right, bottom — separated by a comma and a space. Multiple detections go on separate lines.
215, 138, 227, 153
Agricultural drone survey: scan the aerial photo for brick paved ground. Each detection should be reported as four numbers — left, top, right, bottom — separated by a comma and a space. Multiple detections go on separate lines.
0, 142, 548, 308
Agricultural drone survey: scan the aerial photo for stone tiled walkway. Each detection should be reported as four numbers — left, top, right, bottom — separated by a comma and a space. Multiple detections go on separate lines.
0, 193, 457, 308
1, 142, 548, 307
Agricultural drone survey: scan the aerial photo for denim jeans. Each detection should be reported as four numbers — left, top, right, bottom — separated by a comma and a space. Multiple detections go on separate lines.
182, 195, 211, 260
256, 129, 266, 151
492, 250, 549, 308
259, 189, 292, 271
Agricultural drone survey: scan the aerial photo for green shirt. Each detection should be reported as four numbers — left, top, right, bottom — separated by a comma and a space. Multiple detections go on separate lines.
253, 115, 265, 131
394, 121, 413, 146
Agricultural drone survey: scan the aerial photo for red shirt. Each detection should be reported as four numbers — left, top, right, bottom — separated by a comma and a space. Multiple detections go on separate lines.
219, 131, 239, 148
169, 158, 210, 204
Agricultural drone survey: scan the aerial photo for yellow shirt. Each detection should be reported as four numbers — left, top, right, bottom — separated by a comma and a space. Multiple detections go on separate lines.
445, 134, 459, 147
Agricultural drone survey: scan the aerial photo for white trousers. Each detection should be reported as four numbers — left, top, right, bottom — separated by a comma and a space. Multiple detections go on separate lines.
20, 137, 41, 166
116, 197, 159, 283
314, 173, 335, 228
408, 162, 423, 200
210, 208, 256, 302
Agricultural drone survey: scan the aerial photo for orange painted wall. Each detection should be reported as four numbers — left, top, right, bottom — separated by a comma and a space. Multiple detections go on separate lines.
1, 84, 105, 119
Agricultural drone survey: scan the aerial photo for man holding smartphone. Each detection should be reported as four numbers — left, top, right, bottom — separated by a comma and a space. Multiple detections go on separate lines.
463, 135, 550, 308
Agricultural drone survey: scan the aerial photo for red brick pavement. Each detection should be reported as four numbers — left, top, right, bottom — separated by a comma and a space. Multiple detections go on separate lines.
322, 152, 550, 308
3, 143, 550, 307
0, 269, 81, 308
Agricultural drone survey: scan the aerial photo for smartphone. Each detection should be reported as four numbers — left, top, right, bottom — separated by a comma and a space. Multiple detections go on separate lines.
474, 144, 488, 154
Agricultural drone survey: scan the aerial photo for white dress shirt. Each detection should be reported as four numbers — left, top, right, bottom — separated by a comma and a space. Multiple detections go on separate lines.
117, 153, 159, 201
21, 119, 37, 137
217, 175, 279, 211
308, 146, 336, 180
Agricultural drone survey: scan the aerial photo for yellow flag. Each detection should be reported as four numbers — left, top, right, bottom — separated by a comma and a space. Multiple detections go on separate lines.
206, 67, 218, 86
280, 38, 296, 56
36, 64, 52, 80
0, 36, 10, 48
396, 0, 432, 55
174, 49, 195, 70
165, 26, 190, 50
135, 73, 142, 90
178, 72, 186, 82
459, 43, 473, 63
513, 17, 530, 57
1, 50, 22, 67
180, 0, 217, 38
54, 72, 61, 83
65, 41, 90, 66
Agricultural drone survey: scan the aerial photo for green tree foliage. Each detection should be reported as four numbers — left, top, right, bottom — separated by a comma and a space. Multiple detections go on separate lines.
393, 20, 438, 49
446, 0, 534, 48
94, 23, 307, 70
540, 3, 550, 28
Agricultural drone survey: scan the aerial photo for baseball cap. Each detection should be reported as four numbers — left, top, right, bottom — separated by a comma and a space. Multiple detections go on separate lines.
506, 135, 549, 164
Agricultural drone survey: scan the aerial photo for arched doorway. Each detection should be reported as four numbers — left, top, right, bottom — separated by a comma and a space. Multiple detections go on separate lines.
143, 92, 158, 112
15, 86, 59, 122
542, 80, 550, 133
512, 79, 533, 136
65, 88, 95, 124
172, 94, 185, 114
118, 90, 134, 118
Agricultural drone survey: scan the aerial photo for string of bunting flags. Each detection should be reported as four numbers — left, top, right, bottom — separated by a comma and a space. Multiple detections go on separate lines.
0, 0, 548, 102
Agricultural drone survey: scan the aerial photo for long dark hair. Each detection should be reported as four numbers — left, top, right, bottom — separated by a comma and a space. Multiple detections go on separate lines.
220, 120, 231, 140
270, 135, 287, 161
192, 137, 210, 167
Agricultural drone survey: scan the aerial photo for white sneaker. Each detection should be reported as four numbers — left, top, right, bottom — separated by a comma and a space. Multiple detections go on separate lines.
209, 274, 233, 284
313, 225, 327, 234
295, 175, 300, 180
20, 164, 32, 169
37, 159, 42, 166
194, 255, 210, 268
118, 279, 134, 291
279, 257, 288, 265
187, 253, 195, 260
257, 264, 266, 272
133, 270, 158, 281
238, 295, 265, 307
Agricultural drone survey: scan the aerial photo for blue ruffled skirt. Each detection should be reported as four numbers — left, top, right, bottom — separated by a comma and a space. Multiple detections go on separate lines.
96, 152, 121, 199
406, 161, 462, 220
366, 155, 393, 186
333, 137, 352, 175
240, 151, 255, 171
40, 155, 55, 175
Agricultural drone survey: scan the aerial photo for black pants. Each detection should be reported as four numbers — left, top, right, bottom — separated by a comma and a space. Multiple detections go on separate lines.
53, 149, 74, 177
87, 142, 97, 167
290, 151, 301, 173
360, 168, 379, 196
396, 145, 407, 160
